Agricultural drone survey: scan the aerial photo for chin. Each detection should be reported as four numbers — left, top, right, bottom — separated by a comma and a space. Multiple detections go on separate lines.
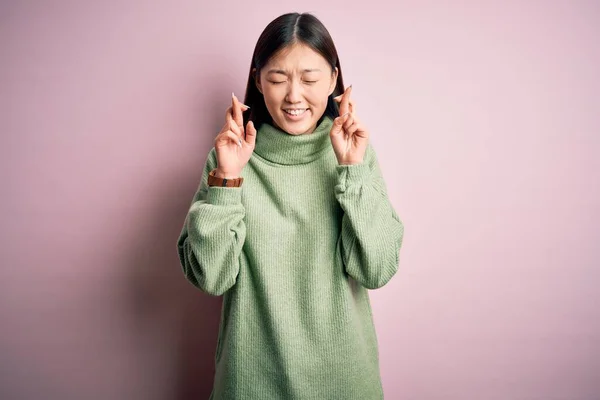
284, 124, 312, 135
274, 112, 317, 135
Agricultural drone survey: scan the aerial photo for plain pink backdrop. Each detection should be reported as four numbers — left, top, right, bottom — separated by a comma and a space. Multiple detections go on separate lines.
1, 1, 599, 399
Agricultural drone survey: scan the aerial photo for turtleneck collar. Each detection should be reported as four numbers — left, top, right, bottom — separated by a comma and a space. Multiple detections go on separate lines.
253, 116, 334, 165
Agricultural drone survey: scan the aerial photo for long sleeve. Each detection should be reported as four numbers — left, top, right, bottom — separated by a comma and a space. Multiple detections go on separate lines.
176, 148, 246, 296
334, 143, 405, 289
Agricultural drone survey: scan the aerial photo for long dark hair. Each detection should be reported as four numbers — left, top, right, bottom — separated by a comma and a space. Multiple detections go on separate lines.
242, 12, 345, 128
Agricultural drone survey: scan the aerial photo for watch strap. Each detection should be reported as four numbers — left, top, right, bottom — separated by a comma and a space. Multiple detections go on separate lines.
208, 169, 243, 187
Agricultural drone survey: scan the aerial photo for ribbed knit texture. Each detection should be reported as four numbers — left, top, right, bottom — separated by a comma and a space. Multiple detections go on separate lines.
177, 116, 404, 400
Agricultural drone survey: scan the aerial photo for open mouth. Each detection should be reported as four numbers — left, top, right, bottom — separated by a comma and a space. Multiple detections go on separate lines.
283, 108, 309, 120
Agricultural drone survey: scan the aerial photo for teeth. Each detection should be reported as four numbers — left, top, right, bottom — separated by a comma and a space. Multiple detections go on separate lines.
285, 109, 306, 116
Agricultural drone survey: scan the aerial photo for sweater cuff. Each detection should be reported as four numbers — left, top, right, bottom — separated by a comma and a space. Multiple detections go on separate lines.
207, 186, 243, 205
335, 162, 371, 193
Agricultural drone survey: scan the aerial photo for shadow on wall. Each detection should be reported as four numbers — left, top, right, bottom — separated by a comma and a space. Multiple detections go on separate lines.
122, 97, 228, 399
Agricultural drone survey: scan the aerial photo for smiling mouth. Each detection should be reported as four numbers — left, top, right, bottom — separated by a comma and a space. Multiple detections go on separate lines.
283, 108, 308, 116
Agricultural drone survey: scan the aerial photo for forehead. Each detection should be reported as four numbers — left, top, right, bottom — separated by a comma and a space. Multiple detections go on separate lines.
264, 43, 329, 72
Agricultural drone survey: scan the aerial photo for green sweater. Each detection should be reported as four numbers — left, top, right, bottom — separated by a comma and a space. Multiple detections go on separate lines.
177, 115, 404, 400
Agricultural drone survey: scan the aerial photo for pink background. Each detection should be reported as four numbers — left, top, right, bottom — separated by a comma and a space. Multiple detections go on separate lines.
2, 1, 599, 399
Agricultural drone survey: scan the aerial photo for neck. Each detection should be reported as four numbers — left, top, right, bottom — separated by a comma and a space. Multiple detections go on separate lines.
253, 115, 334, 165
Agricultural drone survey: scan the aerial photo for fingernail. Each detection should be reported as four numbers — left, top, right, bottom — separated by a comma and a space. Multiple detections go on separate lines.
232, 92, 235, 99
238, 138, 242, 147
241, 103, 250, 109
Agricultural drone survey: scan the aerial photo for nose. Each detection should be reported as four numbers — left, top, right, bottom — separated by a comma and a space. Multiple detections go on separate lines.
285, 80, 303, 104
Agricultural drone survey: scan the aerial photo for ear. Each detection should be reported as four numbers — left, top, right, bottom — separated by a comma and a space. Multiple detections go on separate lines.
253, 68, 263, 94
328, 67, 339, 96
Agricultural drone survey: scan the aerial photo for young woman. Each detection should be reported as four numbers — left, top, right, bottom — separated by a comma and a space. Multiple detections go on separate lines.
177, 12, 404, 400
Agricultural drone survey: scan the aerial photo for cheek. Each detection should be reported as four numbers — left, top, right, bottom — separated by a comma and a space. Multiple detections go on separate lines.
307, 86, 330, 108
263, 87, 284, 108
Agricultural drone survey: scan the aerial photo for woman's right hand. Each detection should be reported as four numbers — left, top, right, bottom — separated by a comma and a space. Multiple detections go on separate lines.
213, 93, 257, 178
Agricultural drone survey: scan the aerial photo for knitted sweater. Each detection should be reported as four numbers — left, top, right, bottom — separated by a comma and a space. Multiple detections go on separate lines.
177, 115, 404, 400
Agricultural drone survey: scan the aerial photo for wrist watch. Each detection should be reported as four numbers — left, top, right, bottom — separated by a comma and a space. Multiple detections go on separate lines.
208, 169, 244, 187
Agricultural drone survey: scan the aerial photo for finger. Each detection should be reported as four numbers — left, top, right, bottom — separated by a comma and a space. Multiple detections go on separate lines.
353, 121, 369, 138
231, 93, 242, 129
331, 112, 350, 136
235, 95, 251, 111
217, 130, 243, 148
223, 106, 241, 135
231, 93, 246, 130
337, 92, 348, 115
226, 111, 242, 137
346, 121, 359, 138
339, 85, 352, 115
224, 106, 233, 122
334, 97, 356, 116
245, 120, 257, 146
224, 103, 249, 121
342, 113, 355, 131
334, 84, 352, 99
347, 117, 368, 139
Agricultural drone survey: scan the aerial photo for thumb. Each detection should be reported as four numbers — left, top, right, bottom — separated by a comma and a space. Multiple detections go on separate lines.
245, 120, 257, 146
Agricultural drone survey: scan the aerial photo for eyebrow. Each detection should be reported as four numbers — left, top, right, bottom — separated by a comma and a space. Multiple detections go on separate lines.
266, 68, 322, 75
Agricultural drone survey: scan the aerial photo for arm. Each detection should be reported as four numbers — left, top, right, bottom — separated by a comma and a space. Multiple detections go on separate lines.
176, 148, 246, 296
335, 143, 405, 289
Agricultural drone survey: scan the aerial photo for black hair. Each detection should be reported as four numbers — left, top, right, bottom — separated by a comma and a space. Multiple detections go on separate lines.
242, 12, 345, 128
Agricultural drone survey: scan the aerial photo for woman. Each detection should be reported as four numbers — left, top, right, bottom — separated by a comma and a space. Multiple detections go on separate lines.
177, 12, 404, 400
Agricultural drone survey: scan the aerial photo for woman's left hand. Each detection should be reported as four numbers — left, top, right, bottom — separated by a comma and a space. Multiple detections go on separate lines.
330, 85, 369, 165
